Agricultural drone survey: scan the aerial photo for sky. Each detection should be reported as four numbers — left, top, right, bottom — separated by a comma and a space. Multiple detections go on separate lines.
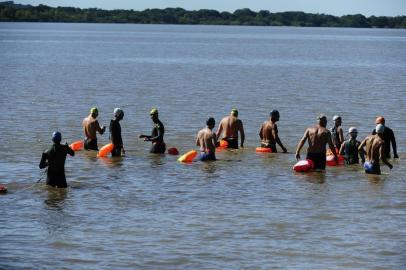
14, 0, 406, 17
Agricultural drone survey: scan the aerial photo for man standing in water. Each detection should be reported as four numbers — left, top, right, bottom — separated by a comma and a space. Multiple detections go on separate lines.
83, 107, 106, 150
216, 108, 245, 149
39, 131, 75, 188
331, 115, 344, 151
109, 108, 125, 157
360, 124, 393, 175
371, 116, 398, 159
259, 110, 287, 153
339, 127, 365, 165
196, 117, 217, 161
295, 114, 338, 170
139, 108, 166, 154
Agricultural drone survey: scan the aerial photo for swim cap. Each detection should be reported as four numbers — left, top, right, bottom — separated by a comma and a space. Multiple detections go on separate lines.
375, 116, 385, 124
52, 131, 61, 143
231, 108, 238, 116
90, 107, 98, 115
317, 114, 327, 120
333, 115, 341, 121
348, 127, 358, 134
270, 110, 280, 117
375, 124, 385, 134
150, 108, 158, 115
114, 108, 124, 118
206, 117, 215, 126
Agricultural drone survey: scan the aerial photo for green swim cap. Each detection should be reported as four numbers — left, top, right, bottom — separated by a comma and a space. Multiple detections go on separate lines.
231, 108, 238, 116
90, 107, 98, 115
150, 108, 158, 115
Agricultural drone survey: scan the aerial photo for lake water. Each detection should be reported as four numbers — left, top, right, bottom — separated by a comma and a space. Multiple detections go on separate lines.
0, 22, 405, 269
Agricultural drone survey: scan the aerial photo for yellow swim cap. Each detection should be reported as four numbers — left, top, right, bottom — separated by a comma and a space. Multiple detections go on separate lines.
90, 107, 98, 115
150, 108, 158, 115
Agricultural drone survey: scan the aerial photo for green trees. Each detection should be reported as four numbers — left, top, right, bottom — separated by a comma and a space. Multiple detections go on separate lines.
0, 2, 405, 28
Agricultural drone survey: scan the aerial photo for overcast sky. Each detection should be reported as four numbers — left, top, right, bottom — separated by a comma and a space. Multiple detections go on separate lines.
15, 0, 406, 16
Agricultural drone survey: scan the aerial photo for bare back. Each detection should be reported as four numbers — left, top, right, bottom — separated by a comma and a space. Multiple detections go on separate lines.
306, 125, 333, 153
364, 135, 384, 164
217, 115, 243, 139
259, 120, 278, 144
83, 115, 102, 140
197, 128, 217, 153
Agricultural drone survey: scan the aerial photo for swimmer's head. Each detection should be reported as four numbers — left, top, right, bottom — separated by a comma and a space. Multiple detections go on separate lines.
150, 108, 158, 115
375, 116, 385, 125
270, 110, 280, 120
90, 107, 98, 117
375, 124, 385, 134
52, 131, 62, 143
348, 127, 358, 138
114, 108, 124, 119
231, 108, 238, 117
317, 114, 327, 127
333, 115, 342, 125
206, 117, 215, 128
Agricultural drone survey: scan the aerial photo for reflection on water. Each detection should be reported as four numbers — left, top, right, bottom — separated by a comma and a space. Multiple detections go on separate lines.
0, 23, 405, 269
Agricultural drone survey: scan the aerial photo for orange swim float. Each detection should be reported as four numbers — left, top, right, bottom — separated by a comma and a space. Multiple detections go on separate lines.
98, 143, 114, 157
256, 147, 273, 153
70, 140, 84, 151
178, 150, 197, 163
293, 159, 314, 172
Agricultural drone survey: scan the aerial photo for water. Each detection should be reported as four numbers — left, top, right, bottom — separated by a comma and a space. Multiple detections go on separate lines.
1, 23, 405, 269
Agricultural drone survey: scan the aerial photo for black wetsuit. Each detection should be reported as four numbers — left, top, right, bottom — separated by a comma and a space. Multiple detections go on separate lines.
372, 126, 397, 158
331, 126, 341, 150
306, 152, 326, 170
224, 138, 238, 149
109, 119, 123, 157
84, 138, 98, 151
150, 119, 166, 153
261, 142, 277, 153
343, 138, 361, 165
39, 143, 74, 188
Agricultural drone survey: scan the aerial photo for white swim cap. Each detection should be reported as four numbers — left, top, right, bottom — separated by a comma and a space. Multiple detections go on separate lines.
114, 108, 124, 117
333, 115, 341, 121
375, 124, 385, 134
348, 127, 358, 133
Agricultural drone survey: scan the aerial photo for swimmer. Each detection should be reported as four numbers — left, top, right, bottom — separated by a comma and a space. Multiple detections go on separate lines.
371, 116, 398, 159
82, 107, 106, 150
109, 108, 125, 157
259, 110, 287, 153
139, 108, 166, 154
216, 108, 245, 149
359, 124, 393, 175
339, 127, 365, 165
39, 131, 75, 188
196, 117, 217, 161
331, 115, 344, 150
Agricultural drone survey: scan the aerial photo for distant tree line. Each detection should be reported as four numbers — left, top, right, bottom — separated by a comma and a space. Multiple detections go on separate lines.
1, 1, 405, 28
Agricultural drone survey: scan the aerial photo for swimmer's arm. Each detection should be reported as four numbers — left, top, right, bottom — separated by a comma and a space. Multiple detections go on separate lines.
239, 120, 245, 147
390, 130, 398, 158
39, 152, 48, 169
66, 143, 75, 156
96, 120, 106, 135
259, 124, 264, 140
358, 139, 366, 152
215, 122, 223, 141
380, 145, 393, 169
327, 133, 338, 160
273, 128, 287, 152
338, 128, 344, 145
357, 142, 365, 163
196, 133, 200, 146
295, 129, 308, 160
339, 142, 345, 156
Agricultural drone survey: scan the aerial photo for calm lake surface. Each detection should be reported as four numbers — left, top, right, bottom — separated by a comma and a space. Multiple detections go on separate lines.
1, 22, 405, 269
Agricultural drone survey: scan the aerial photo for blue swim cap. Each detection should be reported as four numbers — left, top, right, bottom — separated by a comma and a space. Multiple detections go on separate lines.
52, 131, 61, 143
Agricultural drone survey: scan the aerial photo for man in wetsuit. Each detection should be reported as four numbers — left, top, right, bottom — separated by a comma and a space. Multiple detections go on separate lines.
196, 117, 217, 161
82, 107, 106, 150
371, 116, 398, 159
295, 114, 338, 170
39, 131, 75, 188
359, 124, 393, 175
139, 108, 166, 154
259, 110, 287, 153
216, 108, 245, 149
109, 108, 125, 157
339, 127, 365, 165
331, 115, 344, 151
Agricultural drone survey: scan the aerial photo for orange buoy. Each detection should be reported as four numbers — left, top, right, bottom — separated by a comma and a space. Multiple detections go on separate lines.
98, 143, 114, 157
326, 155, 345, 166
218, 140, 228, 148
168, 147, 179, 155
0, 185, 7, 193
70, 140, 84, 151
293, 159, 314, 172
256, 147, 273, 153
178, 150, 197, 163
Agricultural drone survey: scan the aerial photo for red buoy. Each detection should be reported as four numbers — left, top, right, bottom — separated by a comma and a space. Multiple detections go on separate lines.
0, 185, 8, 193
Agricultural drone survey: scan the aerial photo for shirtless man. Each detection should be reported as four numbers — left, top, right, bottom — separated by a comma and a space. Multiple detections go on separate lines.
331, 115, 344, 150
259, 110, 287, 153
216, 108, 245, 149
196, 117, 217, 161
82, 107, 106, 150
359, 124, 393, 175
295, 114, 338, 170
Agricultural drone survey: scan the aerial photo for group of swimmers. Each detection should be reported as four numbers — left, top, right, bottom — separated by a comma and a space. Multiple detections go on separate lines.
39, 107, 398, 188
